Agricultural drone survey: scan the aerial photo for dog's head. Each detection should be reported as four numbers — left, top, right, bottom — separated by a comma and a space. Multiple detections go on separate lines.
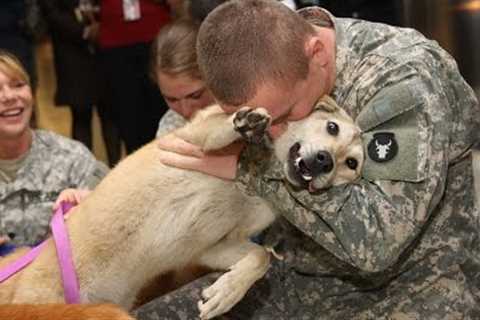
274, 96, 364, 192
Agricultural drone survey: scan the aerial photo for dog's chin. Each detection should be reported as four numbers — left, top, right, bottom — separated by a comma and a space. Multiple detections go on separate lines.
285, 166, 307, 189
308, 177, 333, 193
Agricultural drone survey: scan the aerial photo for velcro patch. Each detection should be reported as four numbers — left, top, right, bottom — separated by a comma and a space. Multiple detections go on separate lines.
367, 132, 398, 163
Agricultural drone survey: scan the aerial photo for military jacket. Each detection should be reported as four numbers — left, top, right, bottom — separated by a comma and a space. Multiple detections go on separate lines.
237, 7, 480, 290
0, 130, 108, 246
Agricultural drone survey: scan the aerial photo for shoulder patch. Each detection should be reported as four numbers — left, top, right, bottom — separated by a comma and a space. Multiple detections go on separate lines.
367, 132, 398, 162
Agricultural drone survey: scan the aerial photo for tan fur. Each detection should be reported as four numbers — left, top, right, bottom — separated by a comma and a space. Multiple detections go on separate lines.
0, 304, 135, 320
0, 97, 363, 319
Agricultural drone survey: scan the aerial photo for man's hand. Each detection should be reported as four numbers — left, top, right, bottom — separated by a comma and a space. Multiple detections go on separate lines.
157, 134, 244, 180
0, 235, 10, 246
54, 188, 91, 211
83, 22, 99, 43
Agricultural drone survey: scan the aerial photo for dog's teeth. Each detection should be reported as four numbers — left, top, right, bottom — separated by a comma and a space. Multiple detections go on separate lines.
302, 174, 312, 181
294, 157, 302, 167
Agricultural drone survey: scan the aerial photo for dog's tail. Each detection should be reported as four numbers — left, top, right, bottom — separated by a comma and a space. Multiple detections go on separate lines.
0, 303, 135, 320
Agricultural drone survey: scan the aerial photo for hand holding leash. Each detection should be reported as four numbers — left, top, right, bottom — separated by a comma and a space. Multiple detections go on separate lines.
53, 189, 91, 212
0, 235, 9, 246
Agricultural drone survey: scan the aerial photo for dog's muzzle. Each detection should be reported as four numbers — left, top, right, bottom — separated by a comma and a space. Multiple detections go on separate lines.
288, 142, 334, 189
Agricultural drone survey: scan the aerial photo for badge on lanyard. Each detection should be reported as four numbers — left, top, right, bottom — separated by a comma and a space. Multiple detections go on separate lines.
123, 0, 141, 21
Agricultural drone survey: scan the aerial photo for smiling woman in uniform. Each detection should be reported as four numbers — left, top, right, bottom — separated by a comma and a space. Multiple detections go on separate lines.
0, 50, 108, 249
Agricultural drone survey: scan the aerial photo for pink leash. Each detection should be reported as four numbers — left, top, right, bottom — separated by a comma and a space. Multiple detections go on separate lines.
0, 201, 80, 304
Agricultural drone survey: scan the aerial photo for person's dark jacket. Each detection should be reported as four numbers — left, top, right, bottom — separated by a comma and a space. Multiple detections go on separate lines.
314, 0, 402, 26
0, 0, 36, 87
40, 0, 99, 107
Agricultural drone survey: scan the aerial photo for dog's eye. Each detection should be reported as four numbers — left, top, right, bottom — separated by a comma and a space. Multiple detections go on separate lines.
326, 121, 339, 136
345, 158, 358, 170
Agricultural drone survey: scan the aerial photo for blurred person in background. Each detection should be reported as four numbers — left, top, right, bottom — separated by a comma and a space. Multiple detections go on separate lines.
40, 0, 122, 167
309, 0, 402, 25
183, 0, 228, 21
0, 0, 38, 90
0, 51, 108, 250
97, 0, 171, 154
278, 0, 403, 25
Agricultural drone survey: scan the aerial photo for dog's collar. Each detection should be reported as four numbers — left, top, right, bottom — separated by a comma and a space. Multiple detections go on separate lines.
0, 202, 80, 303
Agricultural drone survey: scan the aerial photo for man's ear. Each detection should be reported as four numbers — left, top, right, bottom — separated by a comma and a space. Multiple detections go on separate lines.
314, 95, 339, 113
305, 36, 328, 67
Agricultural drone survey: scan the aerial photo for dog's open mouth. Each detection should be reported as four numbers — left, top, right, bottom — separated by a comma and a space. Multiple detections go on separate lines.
288, 142, 313, 185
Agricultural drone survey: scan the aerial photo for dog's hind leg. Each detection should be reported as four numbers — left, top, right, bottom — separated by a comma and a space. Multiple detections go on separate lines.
195, 240, 271, 319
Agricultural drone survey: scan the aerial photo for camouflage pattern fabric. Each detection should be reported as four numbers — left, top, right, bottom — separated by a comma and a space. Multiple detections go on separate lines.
156, 109, 187, 137
0, 130, 108, 246
135, 7, 480, 319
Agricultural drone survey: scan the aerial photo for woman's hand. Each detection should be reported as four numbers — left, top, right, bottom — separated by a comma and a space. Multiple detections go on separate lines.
0, 235, 10, 246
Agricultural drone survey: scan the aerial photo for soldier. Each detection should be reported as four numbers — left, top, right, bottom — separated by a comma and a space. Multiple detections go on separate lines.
142, 0, 480, 318
0, 51, 108, 249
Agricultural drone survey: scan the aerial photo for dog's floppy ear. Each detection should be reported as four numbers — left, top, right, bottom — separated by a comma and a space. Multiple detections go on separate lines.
314, 95, 340, 113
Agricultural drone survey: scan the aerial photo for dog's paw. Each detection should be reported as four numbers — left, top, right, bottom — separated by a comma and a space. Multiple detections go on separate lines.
233, 107, 271, 144
197, 270, 250, 320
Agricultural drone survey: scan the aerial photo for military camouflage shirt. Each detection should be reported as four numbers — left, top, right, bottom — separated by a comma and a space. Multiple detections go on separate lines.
0, 130, 108, 246
237, 6, 480, 294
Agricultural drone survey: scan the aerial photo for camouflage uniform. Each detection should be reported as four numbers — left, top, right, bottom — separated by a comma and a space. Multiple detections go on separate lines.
135, 7, 480, 319
0, 130, 108, 246
156, 110, 187, 137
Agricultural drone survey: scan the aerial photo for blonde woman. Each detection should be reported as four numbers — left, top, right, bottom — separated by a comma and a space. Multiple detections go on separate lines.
152, 19, 216, 136
0, 51, 108, 249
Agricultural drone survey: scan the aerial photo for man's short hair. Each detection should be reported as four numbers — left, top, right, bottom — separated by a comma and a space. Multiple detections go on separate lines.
197, 0, 315, 106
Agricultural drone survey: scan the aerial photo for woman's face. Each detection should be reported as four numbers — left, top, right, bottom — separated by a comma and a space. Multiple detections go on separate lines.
157, 71, 215, 119
0, 69, 32, 140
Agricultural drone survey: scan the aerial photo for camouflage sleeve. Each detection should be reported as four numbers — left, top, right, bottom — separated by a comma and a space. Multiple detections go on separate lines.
258, 76, 452, 273
156, 110, 187, 137
65, 143, 110, 190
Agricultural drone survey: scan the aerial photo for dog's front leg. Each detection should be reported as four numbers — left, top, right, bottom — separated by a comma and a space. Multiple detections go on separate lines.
196, 240, 271, 319
174, 106, 271, 152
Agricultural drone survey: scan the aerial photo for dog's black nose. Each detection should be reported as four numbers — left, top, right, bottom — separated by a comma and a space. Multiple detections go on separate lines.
305, 151, 333, 175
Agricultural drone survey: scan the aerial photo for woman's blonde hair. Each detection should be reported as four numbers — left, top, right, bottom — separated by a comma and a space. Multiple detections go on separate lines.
151, 19, 201, 82
0, 50, 31, 86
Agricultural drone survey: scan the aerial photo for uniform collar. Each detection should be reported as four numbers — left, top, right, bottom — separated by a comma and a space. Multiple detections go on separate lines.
0, 131, 46, 197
